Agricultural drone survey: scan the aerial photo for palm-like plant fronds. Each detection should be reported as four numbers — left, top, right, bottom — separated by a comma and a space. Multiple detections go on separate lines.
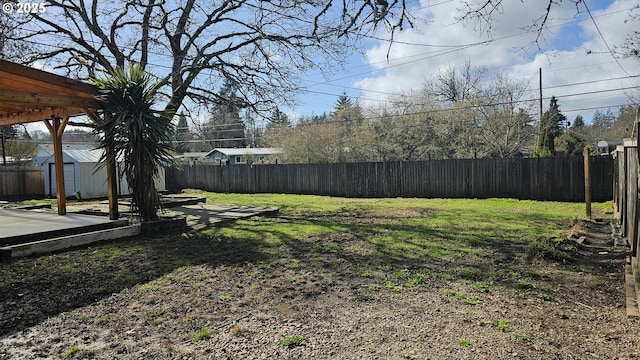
93, 64, 175, 221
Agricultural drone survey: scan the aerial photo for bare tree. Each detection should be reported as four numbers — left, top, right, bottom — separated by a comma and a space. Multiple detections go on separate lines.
10, 0, 413, 118
429, 61, 487, 103
267, 119, 342, 164
0, 1, 30, 60
425, 65, 536, 158
474, 74, 536, 157
459, 0, 640, 56
457, 0, 582, 38
619, 5, 640, 58
367, 93, 438, 161
1, 125, 36, 165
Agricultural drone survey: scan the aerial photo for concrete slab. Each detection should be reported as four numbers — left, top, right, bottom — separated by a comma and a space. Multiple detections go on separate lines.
1, 225, 141, 259
0, 209, 128, 247
0, 202, 279, 259
160, 203, 279, 229
65, 195, 207, 217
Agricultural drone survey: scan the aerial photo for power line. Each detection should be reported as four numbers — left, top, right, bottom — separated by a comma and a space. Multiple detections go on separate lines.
174, 101, 635, 144
582, 0, 631, 77
297, 6, 637, 87
10, 2, 638, 115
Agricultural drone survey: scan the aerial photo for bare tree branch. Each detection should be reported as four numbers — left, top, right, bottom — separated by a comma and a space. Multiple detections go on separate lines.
12, 0, 413, 118
457, 0, 585, 52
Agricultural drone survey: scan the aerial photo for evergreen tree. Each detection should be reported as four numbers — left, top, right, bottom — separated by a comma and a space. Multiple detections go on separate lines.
572, 114, 584, 129
244, 110, 264, 147
331, 93, 363, 126
555, 131, 585, 156
174, 112, 192, 153
204, 78, 247, 148
306, 113, 330, 124
534, 96, 566, 157
333, 93, 352, 113
607, 105, 637, 140
268, 107, 290, 127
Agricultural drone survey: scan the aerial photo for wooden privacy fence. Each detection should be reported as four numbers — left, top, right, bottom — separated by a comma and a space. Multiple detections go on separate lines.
614, 137, 640, 300
166, 156, 613, 202
0, 166, 44, 200
612, 109, 640, 307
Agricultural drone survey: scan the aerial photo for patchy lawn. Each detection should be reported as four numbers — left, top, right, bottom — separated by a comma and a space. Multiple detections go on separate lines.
0, 195, 637, 359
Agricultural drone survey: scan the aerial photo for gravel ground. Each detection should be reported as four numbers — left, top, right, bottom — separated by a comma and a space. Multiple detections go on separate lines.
0, 213, 638, 359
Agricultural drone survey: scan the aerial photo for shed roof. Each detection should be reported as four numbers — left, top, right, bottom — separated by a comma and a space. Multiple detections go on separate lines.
37, 143, 96, 155
64, 149, 104, 163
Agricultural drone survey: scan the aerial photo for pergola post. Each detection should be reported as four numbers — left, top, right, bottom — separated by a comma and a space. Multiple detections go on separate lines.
44, 115, 69, 215
105, 151, 119, 220
84, 109, 119, 220
104, 128, 119, 220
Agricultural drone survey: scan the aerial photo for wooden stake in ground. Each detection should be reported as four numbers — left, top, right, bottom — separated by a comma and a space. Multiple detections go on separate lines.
584, 146, 591, 218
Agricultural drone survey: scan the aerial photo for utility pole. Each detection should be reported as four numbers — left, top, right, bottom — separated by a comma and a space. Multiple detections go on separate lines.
535, 68, 543, 150
539, 68, 543, 123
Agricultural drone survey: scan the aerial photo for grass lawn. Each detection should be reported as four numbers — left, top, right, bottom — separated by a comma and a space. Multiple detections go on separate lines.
189, 193, 594, 284
3, 193, 627, 359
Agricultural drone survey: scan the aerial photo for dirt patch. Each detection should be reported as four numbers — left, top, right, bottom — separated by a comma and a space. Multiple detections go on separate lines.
0, 213, 638, 359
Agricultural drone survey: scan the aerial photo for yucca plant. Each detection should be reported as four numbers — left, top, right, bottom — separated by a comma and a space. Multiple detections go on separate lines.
93, 64, 175, 222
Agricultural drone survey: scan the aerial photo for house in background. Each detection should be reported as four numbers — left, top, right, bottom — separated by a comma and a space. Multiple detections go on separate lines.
36, 144, 166, 199
203, 148, 283, 165
173, 152, 210, 166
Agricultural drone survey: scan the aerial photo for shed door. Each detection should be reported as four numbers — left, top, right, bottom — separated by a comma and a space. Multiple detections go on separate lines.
49, 163, 75, 197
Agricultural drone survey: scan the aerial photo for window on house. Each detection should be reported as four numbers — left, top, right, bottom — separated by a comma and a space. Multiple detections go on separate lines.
235, 156, 246, 164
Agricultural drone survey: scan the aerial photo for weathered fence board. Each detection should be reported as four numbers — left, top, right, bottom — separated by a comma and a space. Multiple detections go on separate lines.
0, 166, 45, 200
166, 156, 613, 202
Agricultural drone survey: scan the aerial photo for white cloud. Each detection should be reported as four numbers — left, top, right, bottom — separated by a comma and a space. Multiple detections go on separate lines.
353, 0, 639, 122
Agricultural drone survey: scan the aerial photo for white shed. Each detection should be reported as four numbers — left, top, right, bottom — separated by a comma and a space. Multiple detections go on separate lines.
41, 146, 166, 199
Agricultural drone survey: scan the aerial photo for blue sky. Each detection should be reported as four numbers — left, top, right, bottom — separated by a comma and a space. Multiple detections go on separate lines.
23, 0, 637, 135
286, 0, 639, 124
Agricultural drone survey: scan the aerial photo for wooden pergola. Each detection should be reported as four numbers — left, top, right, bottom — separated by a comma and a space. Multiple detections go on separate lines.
0, 59, 118, 219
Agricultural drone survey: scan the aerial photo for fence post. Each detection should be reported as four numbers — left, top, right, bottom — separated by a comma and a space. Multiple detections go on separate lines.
635, 106, 640, 262
383, 161, 388, 197
584, 147, 591, 218
342, 162, 347, 196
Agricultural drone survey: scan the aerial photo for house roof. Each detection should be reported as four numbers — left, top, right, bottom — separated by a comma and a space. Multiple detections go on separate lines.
0, 59, 99, 126
204, 148, 283, 157
37, 143, 96, 155
64, 149, 104, 163
175, 152, 209, 159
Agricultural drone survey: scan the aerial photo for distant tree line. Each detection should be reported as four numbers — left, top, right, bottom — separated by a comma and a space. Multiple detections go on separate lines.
1, 64, 635, 166
260, 63, 636, 164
